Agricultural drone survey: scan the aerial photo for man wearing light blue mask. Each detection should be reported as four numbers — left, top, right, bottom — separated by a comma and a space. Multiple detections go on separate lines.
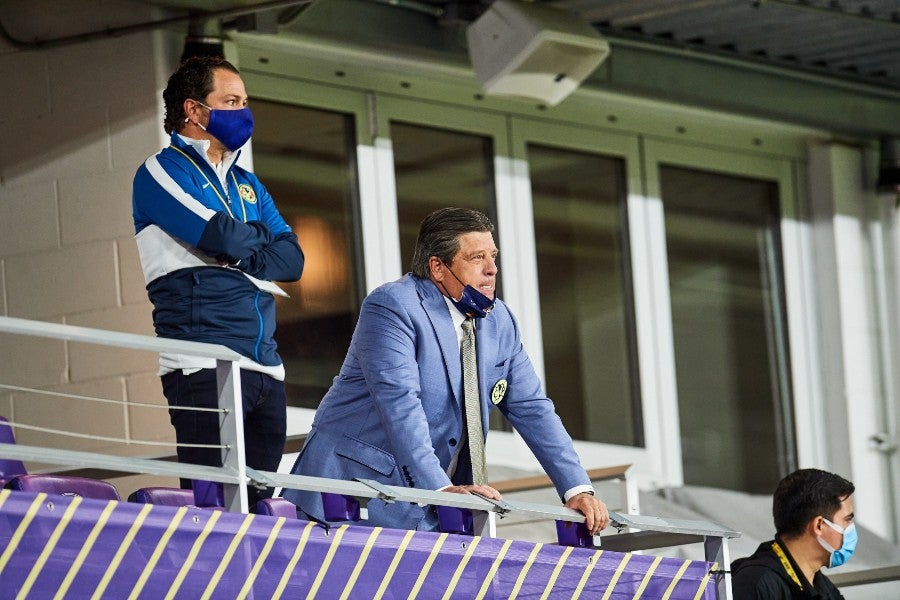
732, 468, 855, 599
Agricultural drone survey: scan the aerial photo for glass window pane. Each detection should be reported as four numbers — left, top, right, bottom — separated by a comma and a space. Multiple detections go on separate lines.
529, 144, 641, 446
661, 165, 793, 493
391, 122, 497, 274
251, 100, 362, 409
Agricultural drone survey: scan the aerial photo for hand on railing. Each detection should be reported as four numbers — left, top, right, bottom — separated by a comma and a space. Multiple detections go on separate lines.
565, 491, 610, 534
442, 483, 502, 500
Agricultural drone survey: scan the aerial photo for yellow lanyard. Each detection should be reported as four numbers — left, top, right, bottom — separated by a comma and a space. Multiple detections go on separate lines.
771, 540, 804, 590
169, 145, 247, 222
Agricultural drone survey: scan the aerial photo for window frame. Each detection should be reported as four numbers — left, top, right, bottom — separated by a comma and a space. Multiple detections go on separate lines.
240, 70, 811, 490
642, 139, 803, 486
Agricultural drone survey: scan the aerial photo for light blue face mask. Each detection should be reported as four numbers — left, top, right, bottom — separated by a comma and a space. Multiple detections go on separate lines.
817, 518, 857, 568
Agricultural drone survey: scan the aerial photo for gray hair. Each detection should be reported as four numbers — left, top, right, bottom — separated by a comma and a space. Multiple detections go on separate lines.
410, 208, 494, 278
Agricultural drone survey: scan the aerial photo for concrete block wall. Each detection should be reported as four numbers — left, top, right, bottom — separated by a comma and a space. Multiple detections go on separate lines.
0, 1, 178, 489
808, 142, 896, 538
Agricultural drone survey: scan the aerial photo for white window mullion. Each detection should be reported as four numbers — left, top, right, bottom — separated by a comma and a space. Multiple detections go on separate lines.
628, 185, 684, 488
357, 136, 403, 292
494, 154, 545, 384
780, 161, 825, 468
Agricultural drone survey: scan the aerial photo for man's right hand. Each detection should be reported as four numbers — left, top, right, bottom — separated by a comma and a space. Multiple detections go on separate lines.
443, 484, 502, 500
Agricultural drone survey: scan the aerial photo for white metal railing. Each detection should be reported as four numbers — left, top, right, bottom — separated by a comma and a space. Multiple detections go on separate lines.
0, 315, 740, 599
828, 565, 900, 587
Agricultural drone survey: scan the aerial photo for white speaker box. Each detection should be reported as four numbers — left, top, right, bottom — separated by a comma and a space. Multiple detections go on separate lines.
466, 0, 610, 106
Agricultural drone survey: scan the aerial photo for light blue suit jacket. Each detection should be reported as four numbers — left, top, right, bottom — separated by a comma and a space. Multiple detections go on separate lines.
283, 274, 590, 530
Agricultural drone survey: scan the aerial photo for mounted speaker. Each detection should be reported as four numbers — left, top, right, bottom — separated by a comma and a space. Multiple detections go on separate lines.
466, 0, 610, 106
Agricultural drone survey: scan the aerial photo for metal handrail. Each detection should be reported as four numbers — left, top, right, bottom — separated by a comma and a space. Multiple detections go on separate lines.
0, 316, 240, 360
0, 315, 249, 512
0, 315, 738, 598
828, 564, 900, 586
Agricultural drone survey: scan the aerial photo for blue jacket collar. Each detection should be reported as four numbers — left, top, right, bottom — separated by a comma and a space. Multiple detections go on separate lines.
169, 132, 242, 174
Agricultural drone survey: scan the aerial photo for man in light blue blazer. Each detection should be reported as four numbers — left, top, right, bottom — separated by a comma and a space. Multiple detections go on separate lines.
283, 208, 609, 532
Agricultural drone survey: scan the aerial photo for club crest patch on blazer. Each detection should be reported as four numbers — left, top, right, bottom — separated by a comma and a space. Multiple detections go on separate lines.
491, 379, 507, 405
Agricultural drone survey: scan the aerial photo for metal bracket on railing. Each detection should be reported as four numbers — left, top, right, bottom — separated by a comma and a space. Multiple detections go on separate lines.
472, 492, 513, 516
608, 510, 629, 532
245, 467, 274, 490
356, 478, 398, 503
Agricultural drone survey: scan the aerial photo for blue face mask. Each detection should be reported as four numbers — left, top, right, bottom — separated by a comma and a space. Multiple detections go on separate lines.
194, 101, 254, 151
441, 265, 495, 319
817, 519, 857, 568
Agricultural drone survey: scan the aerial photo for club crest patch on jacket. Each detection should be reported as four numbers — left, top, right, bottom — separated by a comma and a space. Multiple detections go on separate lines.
238, 183, 257, 204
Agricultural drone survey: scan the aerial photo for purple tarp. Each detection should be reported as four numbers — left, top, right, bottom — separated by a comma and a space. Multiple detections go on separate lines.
0, 489, 718, 599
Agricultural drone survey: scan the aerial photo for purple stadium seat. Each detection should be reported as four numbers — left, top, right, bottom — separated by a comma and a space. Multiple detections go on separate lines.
321, 492, 361, 521
256, 498, 298, 518
6, 474, 120, 500
128, 486, 225, 509
437, 505, 474, 535
192, 479, 224, 507
129, 487, 196, 505
0, 416, 28, 486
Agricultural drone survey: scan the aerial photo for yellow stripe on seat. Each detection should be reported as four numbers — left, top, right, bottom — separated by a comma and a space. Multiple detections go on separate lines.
539, 545, 575, 600
373, 529, 416, 600
632, 555, 663, 599
237, 516, 287, 600
509, 543, 544, 600
94, 502, 154, 600
441, 536, 482, 600
475, 538, 513, 600
661, 559, 692, 600
339, 527, 383, 600
164, 509, 223, 599
271, 521, 316, 600
600, 551, 632, 600
55, 500, 118, 600
201, 513, 256, 600
127, 506, 189, 600
0, 493, 47, 576
305, 525, 349, 600
573, 550, 604, 598
18, 496, 83, 599
407, 532, 448, 600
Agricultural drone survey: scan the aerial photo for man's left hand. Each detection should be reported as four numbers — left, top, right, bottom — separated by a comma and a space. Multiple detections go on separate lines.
565, 492, 609, 535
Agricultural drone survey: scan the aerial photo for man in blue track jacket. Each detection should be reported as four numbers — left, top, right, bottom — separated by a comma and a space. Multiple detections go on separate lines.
132, 56, 304, 507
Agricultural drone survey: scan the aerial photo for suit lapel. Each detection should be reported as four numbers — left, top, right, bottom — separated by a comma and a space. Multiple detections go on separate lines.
417, 278, 463, 407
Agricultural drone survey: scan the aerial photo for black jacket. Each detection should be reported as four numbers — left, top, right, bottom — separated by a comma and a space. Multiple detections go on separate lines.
731, 538, 844, 600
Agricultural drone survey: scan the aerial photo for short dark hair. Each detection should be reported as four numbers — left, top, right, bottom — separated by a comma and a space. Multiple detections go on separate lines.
773, 468, 854, 538
410, 208, 494, 278
162, 56, 240, 134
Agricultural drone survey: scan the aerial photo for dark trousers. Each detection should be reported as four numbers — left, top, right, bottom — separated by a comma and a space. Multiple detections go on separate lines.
161, 368, 287, 509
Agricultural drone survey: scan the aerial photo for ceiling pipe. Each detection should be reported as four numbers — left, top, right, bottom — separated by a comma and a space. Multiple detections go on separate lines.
0, 0, 314, 51
368, 0, 445, 19
753, 0, 900, 30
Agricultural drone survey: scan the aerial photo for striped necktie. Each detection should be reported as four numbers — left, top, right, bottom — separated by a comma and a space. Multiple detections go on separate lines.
461, 317, 487, 484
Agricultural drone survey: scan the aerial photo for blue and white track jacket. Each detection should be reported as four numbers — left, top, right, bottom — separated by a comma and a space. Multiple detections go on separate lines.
133, 133, 304, 369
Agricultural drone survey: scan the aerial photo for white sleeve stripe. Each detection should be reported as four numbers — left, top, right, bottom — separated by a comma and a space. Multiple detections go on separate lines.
144, 155, 218, 221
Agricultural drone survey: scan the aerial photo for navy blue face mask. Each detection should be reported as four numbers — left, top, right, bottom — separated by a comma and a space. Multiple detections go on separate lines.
194, 101, 254, 151
441, 264, 495, 319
